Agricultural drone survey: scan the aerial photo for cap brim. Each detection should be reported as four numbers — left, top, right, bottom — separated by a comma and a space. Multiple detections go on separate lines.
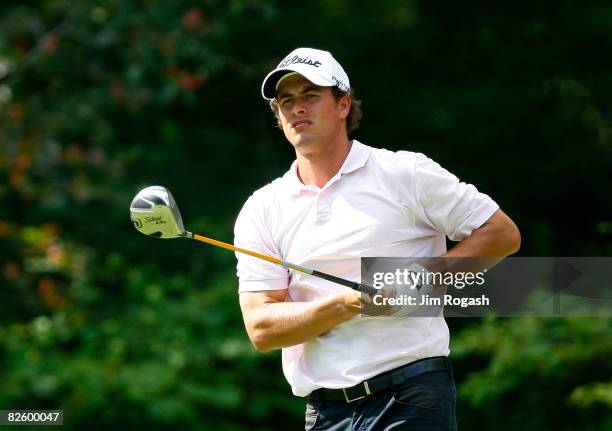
260, 64, 334, 100
261, 70, 294, 100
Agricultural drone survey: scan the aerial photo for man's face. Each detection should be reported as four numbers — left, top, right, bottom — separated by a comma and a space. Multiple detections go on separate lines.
275, 74, 350, 151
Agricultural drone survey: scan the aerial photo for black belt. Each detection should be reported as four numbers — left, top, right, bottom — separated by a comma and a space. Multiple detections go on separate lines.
308, 356, 451, 403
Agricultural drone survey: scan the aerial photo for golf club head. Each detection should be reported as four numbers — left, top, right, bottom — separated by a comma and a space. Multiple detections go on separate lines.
130, 186, 188, 238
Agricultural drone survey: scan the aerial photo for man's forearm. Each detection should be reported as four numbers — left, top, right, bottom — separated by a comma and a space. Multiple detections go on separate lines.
444, 216, 520, 259
425, 209, 521, 274
250, 291, 361, 353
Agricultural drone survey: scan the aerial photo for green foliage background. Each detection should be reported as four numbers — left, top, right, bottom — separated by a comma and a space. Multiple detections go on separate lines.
1, 1, 611, 429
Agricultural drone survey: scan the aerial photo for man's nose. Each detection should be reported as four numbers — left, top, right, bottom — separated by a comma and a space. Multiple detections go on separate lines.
291, 98, 307, 115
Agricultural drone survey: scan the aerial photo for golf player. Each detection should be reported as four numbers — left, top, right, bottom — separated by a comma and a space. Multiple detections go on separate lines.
234, 47, 520, 430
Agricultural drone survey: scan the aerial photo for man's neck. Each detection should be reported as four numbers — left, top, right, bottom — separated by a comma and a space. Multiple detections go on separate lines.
296, 138, 352, 188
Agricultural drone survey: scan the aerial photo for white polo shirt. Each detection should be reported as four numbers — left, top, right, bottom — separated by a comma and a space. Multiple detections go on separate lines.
234, 140, 499, 397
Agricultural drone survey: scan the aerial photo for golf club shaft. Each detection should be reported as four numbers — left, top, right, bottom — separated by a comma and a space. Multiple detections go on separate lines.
191, 233, 376, 295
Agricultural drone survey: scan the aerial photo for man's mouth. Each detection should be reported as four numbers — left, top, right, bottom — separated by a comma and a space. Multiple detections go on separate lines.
292, 120, 312, 129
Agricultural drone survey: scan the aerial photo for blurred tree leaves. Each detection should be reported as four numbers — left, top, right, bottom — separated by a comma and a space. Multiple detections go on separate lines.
452, 317, 612, 430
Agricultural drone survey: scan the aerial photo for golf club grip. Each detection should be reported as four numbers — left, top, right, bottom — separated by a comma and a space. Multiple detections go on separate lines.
311, 270, 377, 296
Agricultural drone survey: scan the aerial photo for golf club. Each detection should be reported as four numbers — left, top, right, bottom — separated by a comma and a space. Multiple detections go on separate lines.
129, 185, 377, 295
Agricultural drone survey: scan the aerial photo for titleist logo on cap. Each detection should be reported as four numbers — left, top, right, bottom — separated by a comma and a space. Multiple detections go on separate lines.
278, 55, 322, 69
331, 76, 349, 91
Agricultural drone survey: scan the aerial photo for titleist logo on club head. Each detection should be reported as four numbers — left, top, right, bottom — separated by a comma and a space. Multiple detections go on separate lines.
278, 55, 322, 69
144, 216, 166, 224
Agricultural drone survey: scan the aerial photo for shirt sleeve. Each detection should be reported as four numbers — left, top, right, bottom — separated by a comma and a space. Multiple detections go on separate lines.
413, 153, 499, 241
234, 193, 289, 293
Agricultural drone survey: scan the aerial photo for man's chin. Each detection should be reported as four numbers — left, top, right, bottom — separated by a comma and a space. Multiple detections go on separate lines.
288, 134, 316, 149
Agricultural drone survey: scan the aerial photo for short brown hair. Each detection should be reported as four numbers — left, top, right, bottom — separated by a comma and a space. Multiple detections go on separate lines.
269, 87, 363, 134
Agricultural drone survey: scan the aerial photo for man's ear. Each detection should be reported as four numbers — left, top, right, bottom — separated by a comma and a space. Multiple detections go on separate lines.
338, 94, 351, 120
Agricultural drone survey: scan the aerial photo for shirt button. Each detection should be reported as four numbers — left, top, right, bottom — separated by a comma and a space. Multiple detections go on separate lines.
317, 210, 330, 221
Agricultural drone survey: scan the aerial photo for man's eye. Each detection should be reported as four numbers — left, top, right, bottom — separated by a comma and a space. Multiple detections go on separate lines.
305, 94, 317, 100
280, 98, 292, 106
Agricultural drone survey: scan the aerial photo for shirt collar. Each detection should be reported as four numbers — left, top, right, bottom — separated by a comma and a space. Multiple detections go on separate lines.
282, 140, 371, 195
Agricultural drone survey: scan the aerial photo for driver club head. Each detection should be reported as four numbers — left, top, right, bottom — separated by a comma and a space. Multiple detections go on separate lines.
130, 186, 188, 238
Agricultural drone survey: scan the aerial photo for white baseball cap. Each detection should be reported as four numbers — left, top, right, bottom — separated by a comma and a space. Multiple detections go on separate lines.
261, 47, 350, 100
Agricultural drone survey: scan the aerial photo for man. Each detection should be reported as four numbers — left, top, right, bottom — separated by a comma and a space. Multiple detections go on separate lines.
234, 47, 520, 430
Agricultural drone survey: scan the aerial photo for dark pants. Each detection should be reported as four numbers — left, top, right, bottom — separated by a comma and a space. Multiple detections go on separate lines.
305, 368, 457, 431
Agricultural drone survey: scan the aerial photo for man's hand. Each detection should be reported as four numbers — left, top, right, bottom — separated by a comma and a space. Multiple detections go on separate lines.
360, 287, 405, 316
